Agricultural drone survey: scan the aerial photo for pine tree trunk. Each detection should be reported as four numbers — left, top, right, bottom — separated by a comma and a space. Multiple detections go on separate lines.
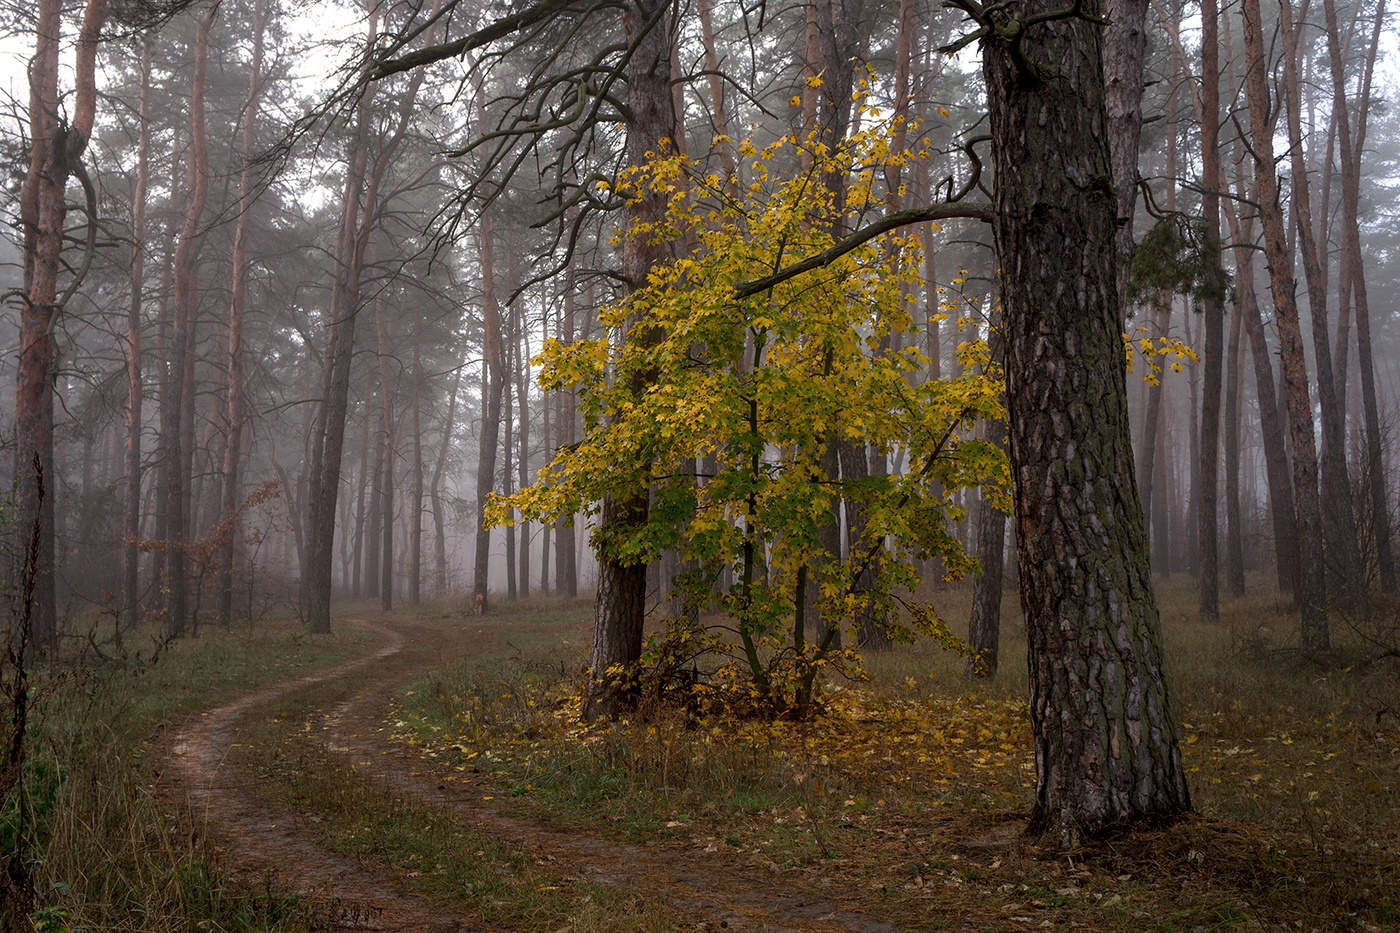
219, 0, 265, 627
472, 213, 507, 613
165, 2, 216, 638
1241, 0, 1329, 648
982, 0, 1190, 843
554, 271, 578, 598
431, 367, 462, 595
968, 333, 1007, 677
1196, 0, 1225, 620
375, 278, 395, 612
1326, 0, 1395, 593
352, 413, 369, 597
1282, 0, 1367, 615
124, 39, 151, 632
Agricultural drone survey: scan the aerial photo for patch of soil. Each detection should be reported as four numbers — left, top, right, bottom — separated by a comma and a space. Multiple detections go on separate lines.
159, 614, 911, 931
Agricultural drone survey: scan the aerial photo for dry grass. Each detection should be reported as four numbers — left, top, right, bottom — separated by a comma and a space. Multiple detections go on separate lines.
12, 615, 368, 932
397, 579, 1400, 930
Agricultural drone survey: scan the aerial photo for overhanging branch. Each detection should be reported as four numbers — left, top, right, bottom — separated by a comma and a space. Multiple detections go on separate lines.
732, 202, 992, 300
370, 0, 601, 80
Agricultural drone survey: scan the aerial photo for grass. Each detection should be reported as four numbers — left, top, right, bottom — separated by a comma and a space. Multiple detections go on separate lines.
393, 578, 1400, 930
11, 613, 370, 932
232, 597, 680, 931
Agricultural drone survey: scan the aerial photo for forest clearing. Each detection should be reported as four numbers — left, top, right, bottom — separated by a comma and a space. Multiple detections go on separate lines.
3, 0, 1400, 928
7, 589, 1397, 931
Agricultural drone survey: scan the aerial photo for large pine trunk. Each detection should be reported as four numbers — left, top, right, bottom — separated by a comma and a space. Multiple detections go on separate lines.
982, 0, 1190, 844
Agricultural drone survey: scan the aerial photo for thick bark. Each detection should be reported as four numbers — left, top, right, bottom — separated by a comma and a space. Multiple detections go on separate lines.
584, 0, 674, 720
218, 0, 266, 627
1241, 0, 1329, 648
982, 0, 1190, 844
124, 40, 152, 631
1103, 0, 1148, 312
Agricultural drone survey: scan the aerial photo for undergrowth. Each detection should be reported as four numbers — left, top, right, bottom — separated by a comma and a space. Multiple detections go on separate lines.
394, 581, 1400, 930
10, 615, 365, 932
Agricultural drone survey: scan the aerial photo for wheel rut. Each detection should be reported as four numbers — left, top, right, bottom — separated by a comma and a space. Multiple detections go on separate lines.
159, 613, 906, 932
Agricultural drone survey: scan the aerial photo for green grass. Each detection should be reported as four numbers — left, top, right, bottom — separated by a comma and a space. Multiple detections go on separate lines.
11, 614, 369, 932
394, 580, 1400, 931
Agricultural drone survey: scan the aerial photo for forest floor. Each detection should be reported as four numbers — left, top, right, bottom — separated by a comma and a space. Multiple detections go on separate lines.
146, 585, 1400, 932
27, 583, 1400, 931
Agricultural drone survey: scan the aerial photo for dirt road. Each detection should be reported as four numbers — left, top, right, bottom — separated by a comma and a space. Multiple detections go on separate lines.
160, 612, 905, 932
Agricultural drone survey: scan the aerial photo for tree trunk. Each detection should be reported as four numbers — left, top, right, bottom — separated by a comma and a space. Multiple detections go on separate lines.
408, 315, 424, 605
1281, 0, 1367, 615
584, 0, 675, 719
218, 0, 266, 627
1241, 0, 1329, 648
554, 269, 578, 598
516, 290, 532, 599
472, 213, 507, 613
14, 0, 107, 649
1326, 0, 1395, 593
431, 367, 462, 595
365, 400, 384, 600
1223, 277, 1246, 596
1223, 132, 1300, 600
968, 332, 1007, 677
1196, 0, 1225, 620
303, 8, 423, 631
375, 272, 395, 612
982, 0, 1190, 844
124, 39, 152, 632
1103, 0, 1148, 313
352, 411, 369, 597
165, 1, 216, 638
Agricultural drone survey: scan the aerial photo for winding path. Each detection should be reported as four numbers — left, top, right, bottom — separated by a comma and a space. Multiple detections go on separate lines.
160, 612, 906, 932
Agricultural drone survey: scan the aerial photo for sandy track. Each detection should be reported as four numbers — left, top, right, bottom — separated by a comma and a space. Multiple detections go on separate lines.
160, 613, 905, 932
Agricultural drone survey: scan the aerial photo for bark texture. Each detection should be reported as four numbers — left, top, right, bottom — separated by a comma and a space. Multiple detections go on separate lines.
982, 0, 1190, 844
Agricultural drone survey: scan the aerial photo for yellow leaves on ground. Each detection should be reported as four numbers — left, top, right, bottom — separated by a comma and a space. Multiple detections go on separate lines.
391, 677, 1034, 805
